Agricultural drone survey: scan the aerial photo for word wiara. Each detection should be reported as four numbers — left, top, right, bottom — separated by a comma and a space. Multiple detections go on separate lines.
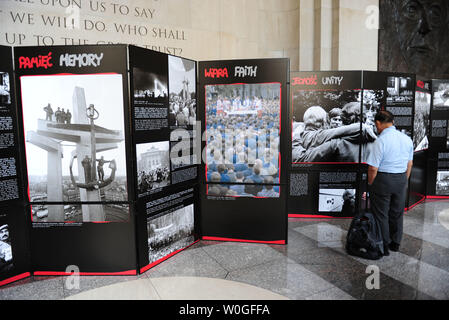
59, 53, 104, 68
18, 52, 53, 69
204, 68, 229, 78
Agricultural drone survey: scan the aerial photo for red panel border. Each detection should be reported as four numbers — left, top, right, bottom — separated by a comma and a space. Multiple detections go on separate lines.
139, 240, 200, 274
0, 272, 31, 287
202, 236, 286, 245
33, 269, 137, 276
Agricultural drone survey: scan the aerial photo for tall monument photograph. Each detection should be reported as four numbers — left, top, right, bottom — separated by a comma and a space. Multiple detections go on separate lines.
20, 74, 129, 223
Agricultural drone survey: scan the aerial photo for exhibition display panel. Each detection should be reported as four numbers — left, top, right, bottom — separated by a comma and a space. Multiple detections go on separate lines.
14, 45, 138, 275
288, 71, 416, 218
408, 78, 432, 208
128, 46, 200, 273
0, 45, 31, 286
198, 58, 289, 244
427, 79, 449, 198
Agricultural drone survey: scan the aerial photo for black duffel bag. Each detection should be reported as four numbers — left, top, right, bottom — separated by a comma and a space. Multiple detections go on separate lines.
346, 211, 384, 260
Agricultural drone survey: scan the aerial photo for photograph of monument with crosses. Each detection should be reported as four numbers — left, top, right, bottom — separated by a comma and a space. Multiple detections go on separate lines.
20, 74, 129, 223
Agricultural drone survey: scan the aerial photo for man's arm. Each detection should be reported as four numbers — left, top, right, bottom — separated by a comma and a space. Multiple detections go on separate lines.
406, 160, 413, 179
367, 165, 378, 186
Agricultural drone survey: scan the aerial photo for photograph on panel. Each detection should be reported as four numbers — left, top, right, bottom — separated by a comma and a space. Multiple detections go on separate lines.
0, 72, 11, 106
386, 76, 414, 104
168, 56, 196, 127
207, 181, 280, 198
20, 74, 128, 222
133, 67, 168, 103
361, 90, 384, 162
0, 220, 13, 274
31, 203, 130, 223
318, 189, 356, 215
433, 81, 449, 108
205, 83, 281, 184
291, 89, 377, 163
414, 91, 431, 151
436, 171, 449, 195
147, 204, 195, 264
136, 141, 170, 197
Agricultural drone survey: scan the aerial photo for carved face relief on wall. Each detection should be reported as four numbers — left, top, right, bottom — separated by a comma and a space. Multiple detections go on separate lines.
379, 0, 449, 78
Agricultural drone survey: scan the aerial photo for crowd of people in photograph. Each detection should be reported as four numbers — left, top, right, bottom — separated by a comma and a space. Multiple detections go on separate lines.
205, 93, 281, 198
138, 167, 170, 194
292, 99, 378, 163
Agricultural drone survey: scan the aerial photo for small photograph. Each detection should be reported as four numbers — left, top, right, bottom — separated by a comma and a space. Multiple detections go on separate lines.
137, 141, 170, 197
0, 223, 13, 274
169, 139, 195, 170
207, 182, 280, 198
433, 82, 449, 108
0, 72, 11, 105
133, 67, 168, 103
319, 189, 356, 215
168, 56, 196, 127
147, 204, 195, 264
205, 83, 281, 184
292, 90, 378, 163
436, 171, 449, 195
31, 203, 130, 223
386, 76, 414, 104
414, 91, 431, 151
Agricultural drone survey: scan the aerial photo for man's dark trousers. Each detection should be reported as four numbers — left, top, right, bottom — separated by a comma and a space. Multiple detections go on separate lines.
369, 172, 408, 246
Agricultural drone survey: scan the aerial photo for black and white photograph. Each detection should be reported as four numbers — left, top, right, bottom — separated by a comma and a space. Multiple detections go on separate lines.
318, 189, 356, 215
0, 223, 13, 274
386, 76, 414, 104
436, 171, 449, 195
292, 90, 378, 163
147, 204, 195, 264
414, 91, 431, 151
433, 82, 449, 109
20, 74, 128, 222
30, 203, 130, 223
168, 56, 196, 127
0, 72, 11, 106
207, 183, 280, 198
133, 67, 168, 103
137, 141, 170, 197
205, 83, 281, 185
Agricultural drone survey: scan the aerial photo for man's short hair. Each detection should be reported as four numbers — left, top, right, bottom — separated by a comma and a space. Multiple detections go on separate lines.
375, 110, 394, 124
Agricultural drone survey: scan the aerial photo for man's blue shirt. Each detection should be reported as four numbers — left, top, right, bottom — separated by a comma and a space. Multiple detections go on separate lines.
366, 126, 413, 173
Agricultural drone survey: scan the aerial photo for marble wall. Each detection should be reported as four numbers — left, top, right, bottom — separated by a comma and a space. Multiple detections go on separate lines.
0, 0, 378, 71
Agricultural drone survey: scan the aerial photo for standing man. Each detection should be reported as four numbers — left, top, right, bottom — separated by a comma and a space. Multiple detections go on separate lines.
366, 110, 413, 256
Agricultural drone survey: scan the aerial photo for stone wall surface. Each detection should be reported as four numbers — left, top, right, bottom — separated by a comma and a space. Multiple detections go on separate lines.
0, 0, 379, 71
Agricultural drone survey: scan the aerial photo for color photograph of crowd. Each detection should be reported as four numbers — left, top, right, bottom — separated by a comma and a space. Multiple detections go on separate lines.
205, 83, 281, 197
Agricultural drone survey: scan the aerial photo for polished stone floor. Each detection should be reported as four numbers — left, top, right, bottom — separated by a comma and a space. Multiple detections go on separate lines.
1, 199, 448, 300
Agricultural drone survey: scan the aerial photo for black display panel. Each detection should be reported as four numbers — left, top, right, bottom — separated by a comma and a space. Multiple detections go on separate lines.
408, 78, 431, 208
14, 45, 137, 274
289, 71, 365, 218
0, 45, 31, 286
129, 46, 199, 273
198, 58, 289, 244
427, 79, 449, 197
288, 71, 415, 218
